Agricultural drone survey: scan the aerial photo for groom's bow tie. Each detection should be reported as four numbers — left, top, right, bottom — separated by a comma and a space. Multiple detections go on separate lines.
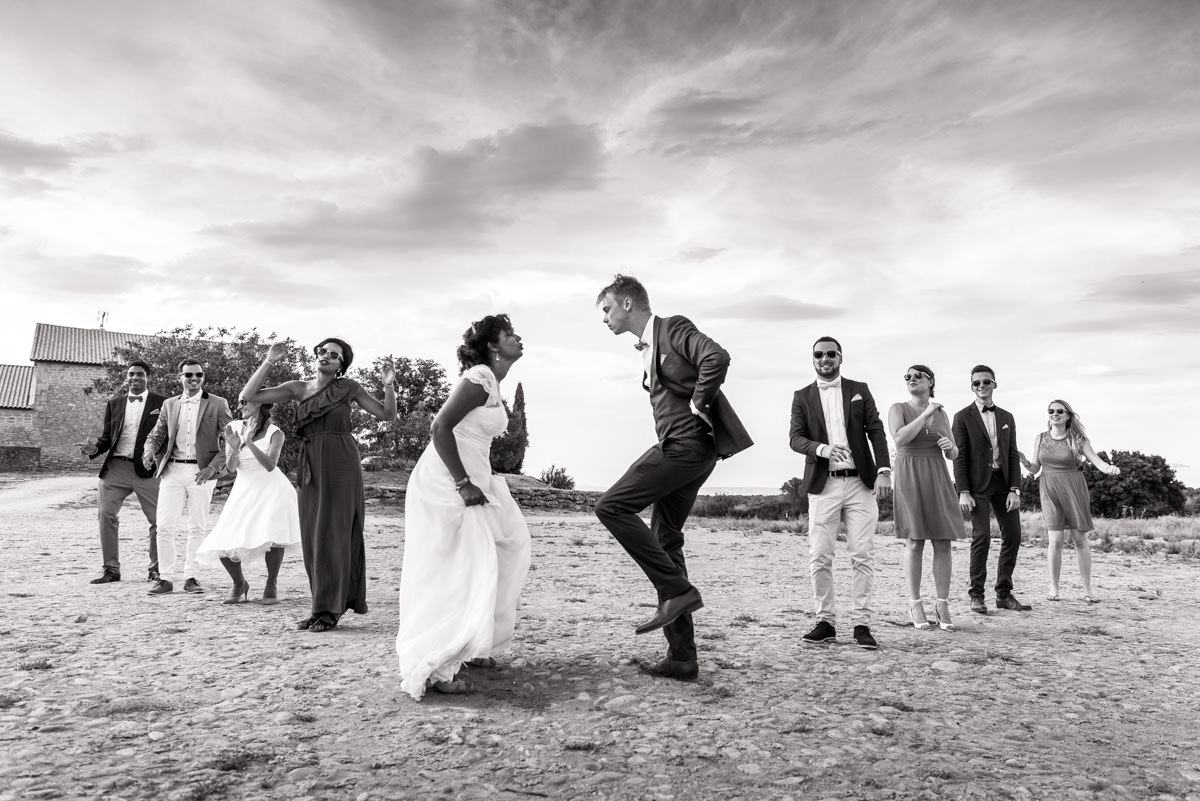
634, 340, 649, 352
127, 395, 143, 403
817, 378, 841, 390
980, 405, 996, 413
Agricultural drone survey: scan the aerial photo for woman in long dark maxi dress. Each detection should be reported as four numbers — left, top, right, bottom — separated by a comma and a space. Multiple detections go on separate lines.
242, 338, 396, 632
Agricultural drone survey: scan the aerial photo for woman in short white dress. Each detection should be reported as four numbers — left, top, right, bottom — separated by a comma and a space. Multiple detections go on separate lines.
196, 399, 301, 604
396, 315, 532, 700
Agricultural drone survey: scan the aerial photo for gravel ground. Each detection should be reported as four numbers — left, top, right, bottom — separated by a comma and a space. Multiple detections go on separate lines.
2, 473, 1199, 801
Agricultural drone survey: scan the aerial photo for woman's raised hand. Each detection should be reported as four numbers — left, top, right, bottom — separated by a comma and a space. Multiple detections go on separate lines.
926, 401, 943, 416
381, 358, 396, 385
225, 422, 242, 448
265, 343, 289, 365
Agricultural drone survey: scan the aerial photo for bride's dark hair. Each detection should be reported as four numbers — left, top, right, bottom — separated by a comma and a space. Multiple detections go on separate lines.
457, 314, 513, 373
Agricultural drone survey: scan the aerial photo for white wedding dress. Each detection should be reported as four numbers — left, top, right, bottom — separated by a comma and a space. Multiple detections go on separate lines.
195, 423, 302, 564
396, 365, 532, 700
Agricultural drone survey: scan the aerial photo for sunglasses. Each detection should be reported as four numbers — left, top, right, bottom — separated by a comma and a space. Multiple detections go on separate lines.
903, 372, 930, 382
1048, 408, 1068, 416
316, 349, 343, 360
181, 372, 204, 378
971, 379, 995, 388
813, 350, 840, 359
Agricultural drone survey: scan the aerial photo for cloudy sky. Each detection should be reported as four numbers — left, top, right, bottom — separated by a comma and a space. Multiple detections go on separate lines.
3, 0, 1198, 489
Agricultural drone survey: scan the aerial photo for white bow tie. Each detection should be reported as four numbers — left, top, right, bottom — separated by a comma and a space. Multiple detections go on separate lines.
817, 379, 841, 390
182, 395, 201, 405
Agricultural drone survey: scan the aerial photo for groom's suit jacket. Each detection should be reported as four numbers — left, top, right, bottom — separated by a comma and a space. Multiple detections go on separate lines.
645, 315, 753, 460
89, 392, 168, 479
952, 403, 1020, 495
789, 378, 890, 494
143, 391, 233, 478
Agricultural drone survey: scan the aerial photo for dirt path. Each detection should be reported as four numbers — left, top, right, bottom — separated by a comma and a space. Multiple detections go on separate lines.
1, 474, 1198, 800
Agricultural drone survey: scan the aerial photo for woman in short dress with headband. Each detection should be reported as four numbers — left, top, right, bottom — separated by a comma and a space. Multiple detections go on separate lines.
1025, 400, 1120, 603
888, 365, 962, 632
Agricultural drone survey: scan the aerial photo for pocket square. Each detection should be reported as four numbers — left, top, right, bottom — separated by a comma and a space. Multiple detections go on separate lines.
1001, 423, 1009, 430
851, 394, 863, 402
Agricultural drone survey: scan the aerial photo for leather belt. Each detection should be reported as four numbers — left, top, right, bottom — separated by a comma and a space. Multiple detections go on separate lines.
169, 458, 198, 464
111, 455, 134, 461
828, 468, 859, 478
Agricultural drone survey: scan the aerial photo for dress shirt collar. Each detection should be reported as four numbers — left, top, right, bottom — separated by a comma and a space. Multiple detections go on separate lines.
637, 315, 656, 348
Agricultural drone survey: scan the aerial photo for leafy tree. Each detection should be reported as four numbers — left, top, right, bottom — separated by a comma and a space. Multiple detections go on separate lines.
779, 477, 809, 516
350, 355, 450, 463
490, 382, 529, 474
87, 326, 310, 476
1083, 450, 1186, 518
539, 464, 575, 490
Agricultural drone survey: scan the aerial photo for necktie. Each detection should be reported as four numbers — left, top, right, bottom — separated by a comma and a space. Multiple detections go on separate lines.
127, 396, 143, 403
817, 378, 841, 390
634, 340, 648, 352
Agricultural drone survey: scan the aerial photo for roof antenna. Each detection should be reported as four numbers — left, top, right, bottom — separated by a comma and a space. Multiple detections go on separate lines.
97, 311, 108, 330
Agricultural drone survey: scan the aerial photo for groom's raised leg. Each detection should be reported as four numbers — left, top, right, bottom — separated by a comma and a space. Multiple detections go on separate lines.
595, 439, 715, 633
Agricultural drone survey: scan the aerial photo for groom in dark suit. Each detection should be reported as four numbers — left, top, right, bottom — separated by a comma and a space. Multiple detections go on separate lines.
952, 364, 1030, 614
595, 274, 753, 682
789, 337, 891, 650
79, 360, 166, 584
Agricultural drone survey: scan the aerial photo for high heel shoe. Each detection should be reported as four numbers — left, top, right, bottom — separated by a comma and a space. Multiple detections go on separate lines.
908, 599, 933, 630
222, 580, 249, 605
934, 599, 956, 632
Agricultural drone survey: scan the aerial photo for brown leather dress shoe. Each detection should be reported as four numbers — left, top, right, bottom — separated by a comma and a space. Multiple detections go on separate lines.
635, 587, 704, 635
995, 594, 1032, 611
638, 657, 699, 682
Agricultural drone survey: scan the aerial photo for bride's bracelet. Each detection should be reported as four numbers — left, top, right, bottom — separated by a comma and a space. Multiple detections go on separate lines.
454, 476, 471, 489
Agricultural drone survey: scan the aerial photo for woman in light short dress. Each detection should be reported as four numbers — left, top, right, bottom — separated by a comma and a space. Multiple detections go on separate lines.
1025, 400, 1119, 603
888, 365, 962, 632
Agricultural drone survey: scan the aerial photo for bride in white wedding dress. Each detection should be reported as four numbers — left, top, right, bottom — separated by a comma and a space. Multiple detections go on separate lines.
396, 315, 532, 700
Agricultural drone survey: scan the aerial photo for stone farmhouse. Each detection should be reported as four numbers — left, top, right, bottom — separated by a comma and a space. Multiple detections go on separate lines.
0, 323, 152, 471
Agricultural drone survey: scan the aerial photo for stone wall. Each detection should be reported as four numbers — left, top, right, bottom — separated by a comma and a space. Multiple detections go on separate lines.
0, 445, 40, 470
0, 408, 37, 447
34, 362, 109, 470
365, 484, 603, 512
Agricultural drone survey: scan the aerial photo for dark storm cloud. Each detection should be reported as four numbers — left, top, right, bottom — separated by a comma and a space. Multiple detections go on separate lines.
207, 119, 605, 257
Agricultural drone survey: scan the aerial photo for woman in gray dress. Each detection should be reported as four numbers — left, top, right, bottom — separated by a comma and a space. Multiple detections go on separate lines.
888, 365, 962, 631
1025, 400, 1120, 603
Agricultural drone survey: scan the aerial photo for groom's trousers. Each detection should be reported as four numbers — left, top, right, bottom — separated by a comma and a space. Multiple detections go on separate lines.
595, 436, 716, 662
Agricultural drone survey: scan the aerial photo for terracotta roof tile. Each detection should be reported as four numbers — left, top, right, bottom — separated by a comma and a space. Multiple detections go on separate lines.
0, 364, 34, 409
29, 323, 152, 365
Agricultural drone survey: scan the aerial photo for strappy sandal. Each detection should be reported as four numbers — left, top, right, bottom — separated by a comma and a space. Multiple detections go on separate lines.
309, 616, 338, 633
1046, 594, 1061, 601
431, 679, 474, 694
1083, 595, 1099, 604
296, 615, 318, 630
934, 599, 956, 632
908, 599, 933, 631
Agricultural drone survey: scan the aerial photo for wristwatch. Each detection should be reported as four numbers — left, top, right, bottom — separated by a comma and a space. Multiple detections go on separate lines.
877, 468, 892, 476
